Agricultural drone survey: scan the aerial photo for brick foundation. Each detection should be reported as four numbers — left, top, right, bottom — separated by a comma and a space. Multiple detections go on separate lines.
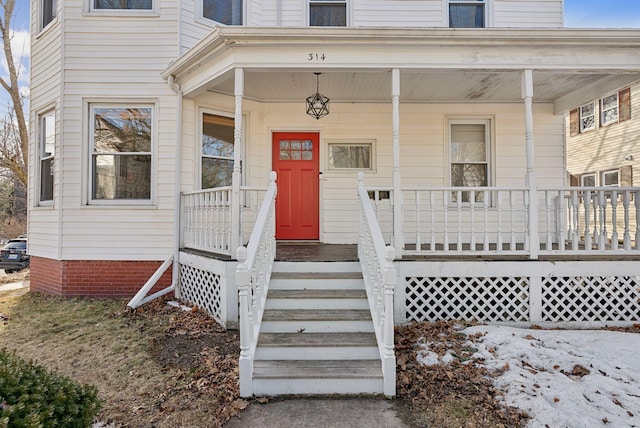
30, 256, 173, 298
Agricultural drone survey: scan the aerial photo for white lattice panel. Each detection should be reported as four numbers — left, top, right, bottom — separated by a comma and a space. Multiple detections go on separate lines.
542, 276, 640, 322
405, 276, 529, 322
179, 264, 223, 325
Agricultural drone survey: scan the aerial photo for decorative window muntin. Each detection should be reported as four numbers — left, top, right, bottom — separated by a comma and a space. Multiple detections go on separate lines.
579, 102, 595, 132
202, 0, 243, 25
601, 93, 619, 126
39, 111, 56, 203
42, 0, 57, 28
602, 169, 620, 187
449, 119, 491, 203
449, 0, 485, 28
92, 0, 152, 10
90, 105, 153, 202
201, 113, 235, 189
580, 173, 596, 187
310, 0, 347, 26
327, 140, 373, 170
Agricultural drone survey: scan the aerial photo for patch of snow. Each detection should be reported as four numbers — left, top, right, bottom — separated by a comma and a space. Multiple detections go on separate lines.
167, 301, 192, 312
463, 325, 640, 428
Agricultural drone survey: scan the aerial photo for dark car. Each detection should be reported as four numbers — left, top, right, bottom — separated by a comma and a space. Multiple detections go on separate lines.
0, 239, 29, 273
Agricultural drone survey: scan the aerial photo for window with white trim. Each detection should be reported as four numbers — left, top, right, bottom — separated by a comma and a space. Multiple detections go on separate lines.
42, 0, 57, 28
201, 113, 234, 189
93, 0, 152, 10
90, 105, 153, 201
580, 173, 596, 187
449, 119, 491, 202
327, 140, 373, 170
449, 0, 485, 28
600, 92, 619, 126
579, 102, 596, 133
39, 111, 55, 203
310, 0, 346, 26
202, 0, 243, 25
602, 169, 620, 187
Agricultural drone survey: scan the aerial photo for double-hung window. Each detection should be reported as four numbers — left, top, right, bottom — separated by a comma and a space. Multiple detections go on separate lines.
327, 140, 373, 170
39, 111, 55, 203
201, 113, 234, 189
600, 92, 619, 126
579, 102, 596, 132
90, 105, 153, 201
42, 0, 57, 28
580, 173, 596, 187
93, 0, 152, 10
602, 169, 620, 187
202, 0, 243, 25
449, 0, 485, 28
310, 0, 347, 26
449, 119, 491, 202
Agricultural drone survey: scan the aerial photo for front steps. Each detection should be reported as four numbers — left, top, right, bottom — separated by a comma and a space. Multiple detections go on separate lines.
252, 261, 384, 396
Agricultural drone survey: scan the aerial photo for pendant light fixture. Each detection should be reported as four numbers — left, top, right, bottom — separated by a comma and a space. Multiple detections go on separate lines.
306, 72, 330, 120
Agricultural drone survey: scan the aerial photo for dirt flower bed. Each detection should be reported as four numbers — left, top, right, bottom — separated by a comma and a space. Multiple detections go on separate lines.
394, 321, 530, 428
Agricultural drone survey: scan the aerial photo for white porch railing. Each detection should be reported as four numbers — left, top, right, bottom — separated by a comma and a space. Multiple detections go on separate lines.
367, 185, 640, 257
181, 186, 269, 256
357, 173, 396, 397
236, 172, 277, 397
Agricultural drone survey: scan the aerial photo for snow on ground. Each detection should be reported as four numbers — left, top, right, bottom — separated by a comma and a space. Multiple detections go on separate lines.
460, 326, 640, 428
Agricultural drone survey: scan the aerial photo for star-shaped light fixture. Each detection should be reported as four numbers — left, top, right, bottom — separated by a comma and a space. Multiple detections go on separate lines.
306, 72, 330, 120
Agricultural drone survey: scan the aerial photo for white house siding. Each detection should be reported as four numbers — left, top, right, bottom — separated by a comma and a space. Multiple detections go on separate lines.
566, 83, 640, 185
493, 0, 563, 28
29, 1, 64, 259
186, 95, 564, 244
42, 0, 180, 261
351, 0, 444, 28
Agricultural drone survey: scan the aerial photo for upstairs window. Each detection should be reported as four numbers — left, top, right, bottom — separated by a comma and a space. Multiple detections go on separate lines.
579, 102, 596, 133
201, 113, 234, 189
310, 0, 347, 26
203, 0, 243, 25
42, 0, 57, 28
600, 92, 619, 126
580, 173, 596, 187
449, 0, 485, 28
602, 169, 620, 187
93, 0, 152, 10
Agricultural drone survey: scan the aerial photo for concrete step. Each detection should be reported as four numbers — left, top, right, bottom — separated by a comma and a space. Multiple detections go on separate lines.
273, 261, 361, 273
270, 272, 364, 290
261, 308, 373, 333
255, 332, 379, 360
263, 309, 372, 322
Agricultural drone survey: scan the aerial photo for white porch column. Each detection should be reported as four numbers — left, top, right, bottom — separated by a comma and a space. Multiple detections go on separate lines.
522, 69, 539, 259
231, 68, 244, 255
392, 68, 403, 257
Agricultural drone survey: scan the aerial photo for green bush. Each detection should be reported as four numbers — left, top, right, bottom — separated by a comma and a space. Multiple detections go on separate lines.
0, 348, 102, 428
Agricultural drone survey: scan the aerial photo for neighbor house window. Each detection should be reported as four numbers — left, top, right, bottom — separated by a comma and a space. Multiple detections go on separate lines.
602, 169, 620, 187
579, 102, 596, 133
203, 0, 243, 25
449, 0, 485, 28
202, 113, 234, 189
93, 0, 152, 10
328, 141, 373, 170
600, 92, 619, 126
42, 0, 57, 28
310, 0, 346, 26
580, 173, 596, 187
90, 105, 152, 201
449, 120, 490, 202
39, 111, 55, 202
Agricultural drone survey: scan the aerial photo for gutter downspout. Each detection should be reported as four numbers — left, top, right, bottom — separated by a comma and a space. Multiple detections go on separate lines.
167, 75, 183, 297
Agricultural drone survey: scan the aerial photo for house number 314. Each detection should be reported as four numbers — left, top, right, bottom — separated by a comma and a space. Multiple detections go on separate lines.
308, 53, 326, 61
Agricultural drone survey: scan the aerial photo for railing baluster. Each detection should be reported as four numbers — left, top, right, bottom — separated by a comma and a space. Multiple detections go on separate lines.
610, 190, 618, 250
470, 191, 476, 251
443, 191, 449, 251
545, 190, 552, 251
483, 190, 489, 251
572, 190, 580, 250
510, 191, 516, 250
415, 191, 421, 252
623, 191, 631, 250
497, 191, 503, 251
430, 191, 436, 251
456, 190, 462, 252
598, 190, 606, 250
583, 190, 592, 250
635, 190, 640, 249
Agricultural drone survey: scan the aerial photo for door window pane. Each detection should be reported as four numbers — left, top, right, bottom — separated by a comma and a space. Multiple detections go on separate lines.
279, 140, 314, 161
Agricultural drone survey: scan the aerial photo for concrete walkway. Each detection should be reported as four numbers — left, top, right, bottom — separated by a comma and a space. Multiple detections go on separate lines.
0, 280, 28, 293
224, 398, 409, 428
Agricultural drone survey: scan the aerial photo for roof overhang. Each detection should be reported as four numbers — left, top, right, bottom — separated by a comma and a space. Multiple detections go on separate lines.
162, 27, 640, 113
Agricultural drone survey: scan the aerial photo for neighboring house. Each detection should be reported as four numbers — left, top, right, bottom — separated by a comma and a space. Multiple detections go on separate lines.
30, 0, 640, 396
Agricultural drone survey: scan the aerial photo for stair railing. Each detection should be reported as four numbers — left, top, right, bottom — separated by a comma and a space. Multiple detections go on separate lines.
357, 172, 397, 397
236, 172, 277, 397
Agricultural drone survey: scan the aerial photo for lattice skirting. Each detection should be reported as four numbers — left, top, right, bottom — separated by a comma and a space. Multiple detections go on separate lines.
399, 261, 640, 324
177, 251, 239, 329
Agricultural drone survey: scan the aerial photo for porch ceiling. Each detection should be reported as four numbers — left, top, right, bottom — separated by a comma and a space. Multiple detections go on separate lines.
207, 70, 623, 104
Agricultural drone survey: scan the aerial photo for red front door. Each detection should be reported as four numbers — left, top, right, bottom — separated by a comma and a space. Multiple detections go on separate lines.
272, 132, 320, 240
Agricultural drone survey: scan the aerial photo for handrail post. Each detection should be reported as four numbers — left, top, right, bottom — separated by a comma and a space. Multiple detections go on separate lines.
382, 245, 396, 397
236, 246, 253, 396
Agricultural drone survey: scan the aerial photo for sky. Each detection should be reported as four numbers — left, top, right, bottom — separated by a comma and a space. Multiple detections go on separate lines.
420, 325, 640, 427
